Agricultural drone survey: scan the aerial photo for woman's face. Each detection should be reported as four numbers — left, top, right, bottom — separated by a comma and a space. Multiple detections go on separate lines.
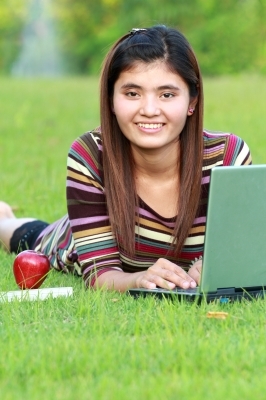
112, 61, 197, 153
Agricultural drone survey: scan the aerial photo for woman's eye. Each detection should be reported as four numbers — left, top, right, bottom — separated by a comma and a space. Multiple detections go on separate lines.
126, 91, 139, 97
161, 92, 174, 99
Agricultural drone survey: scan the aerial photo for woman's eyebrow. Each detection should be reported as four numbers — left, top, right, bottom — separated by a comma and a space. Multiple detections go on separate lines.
120, 83, 181, 91
157, 84, 180, 91
120, 83, 141, 89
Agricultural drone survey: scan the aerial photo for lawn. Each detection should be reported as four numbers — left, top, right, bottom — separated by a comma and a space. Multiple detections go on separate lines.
0, 75, 266, 400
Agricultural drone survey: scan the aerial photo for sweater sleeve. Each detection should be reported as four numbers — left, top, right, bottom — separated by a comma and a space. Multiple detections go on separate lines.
223, 134, 252, 166
66, 131, 123, 287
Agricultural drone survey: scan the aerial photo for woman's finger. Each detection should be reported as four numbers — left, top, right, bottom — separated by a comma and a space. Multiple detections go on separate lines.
139, 275, 175, 290
152, 259, 196, 287
187, 260, 202, 285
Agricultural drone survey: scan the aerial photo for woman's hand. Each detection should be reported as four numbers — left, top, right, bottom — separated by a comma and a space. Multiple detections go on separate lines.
135, 258, 197, 290
187, 258, 202, 285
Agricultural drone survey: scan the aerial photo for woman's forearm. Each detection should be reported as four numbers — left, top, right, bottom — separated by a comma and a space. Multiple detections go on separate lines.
92, 257, 198, 292
93, 269, 143, 292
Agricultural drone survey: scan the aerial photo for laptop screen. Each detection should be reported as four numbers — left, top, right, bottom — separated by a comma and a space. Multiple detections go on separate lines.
200, 165, 266, 293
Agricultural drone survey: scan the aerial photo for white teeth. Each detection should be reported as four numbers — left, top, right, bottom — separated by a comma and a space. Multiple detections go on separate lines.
138, 123, 163, 129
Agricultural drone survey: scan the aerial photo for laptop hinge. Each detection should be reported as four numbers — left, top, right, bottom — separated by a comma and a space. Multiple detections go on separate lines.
217, 287, 235, 295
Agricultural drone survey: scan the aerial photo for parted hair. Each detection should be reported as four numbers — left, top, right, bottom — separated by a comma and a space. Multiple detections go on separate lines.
100, 25, 203, 256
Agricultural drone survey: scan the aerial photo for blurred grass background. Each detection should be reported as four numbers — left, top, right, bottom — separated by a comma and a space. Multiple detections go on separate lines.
1, 77, 99, 222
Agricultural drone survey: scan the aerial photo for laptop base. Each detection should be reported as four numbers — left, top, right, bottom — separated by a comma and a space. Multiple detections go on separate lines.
128, 287, 266, 303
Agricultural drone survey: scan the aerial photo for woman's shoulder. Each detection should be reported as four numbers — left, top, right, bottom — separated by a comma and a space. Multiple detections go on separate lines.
68, 127, 104, 177
203, 129, 239, 141
77, 127, 102, 148
203, 129, 251, 166
69, 127, 103, 159
203, 129, 248, 147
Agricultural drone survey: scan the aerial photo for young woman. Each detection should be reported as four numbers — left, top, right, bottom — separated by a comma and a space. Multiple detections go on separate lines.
0, 25, 251, 292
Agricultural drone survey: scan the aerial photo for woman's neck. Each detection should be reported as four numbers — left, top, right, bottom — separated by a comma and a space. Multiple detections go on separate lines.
132, 140, 180, 179
133, 142, 180, 218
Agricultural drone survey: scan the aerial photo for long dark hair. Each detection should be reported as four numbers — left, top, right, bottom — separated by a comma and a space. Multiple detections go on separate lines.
100, 25, 203, 256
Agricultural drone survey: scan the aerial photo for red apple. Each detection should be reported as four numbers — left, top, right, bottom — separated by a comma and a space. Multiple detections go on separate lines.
13, 250, 50, 289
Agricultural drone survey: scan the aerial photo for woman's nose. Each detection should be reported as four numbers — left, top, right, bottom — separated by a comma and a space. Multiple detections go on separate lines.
139, 97, 160, 116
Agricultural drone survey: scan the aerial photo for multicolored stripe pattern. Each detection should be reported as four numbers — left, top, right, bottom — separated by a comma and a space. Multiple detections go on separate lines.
34, 129, 251, 287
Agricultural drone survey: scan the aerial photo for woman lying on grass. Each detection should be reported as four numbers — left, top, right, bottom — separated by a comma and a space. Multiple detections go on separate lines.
0, 25, 252, 292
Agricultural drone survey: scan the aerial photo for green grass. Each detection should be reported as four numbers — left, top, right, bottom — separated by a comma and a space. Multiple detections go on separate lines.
1, 75, 266, 400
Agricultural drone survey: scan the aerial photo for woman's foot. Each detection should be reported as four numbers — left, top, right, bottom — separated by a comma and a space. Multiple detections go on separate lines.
0, 201, 16, 220
0, 201, 37, 252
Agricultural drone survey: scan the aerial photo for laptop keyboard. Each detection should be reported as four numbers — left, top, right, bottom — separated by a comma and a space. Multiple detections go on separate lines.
151, 287, 199, 294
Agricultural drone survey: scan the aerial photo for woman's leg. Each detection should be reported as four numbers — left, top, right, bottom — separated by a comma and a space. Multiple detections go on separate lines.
0, 201, 37, 252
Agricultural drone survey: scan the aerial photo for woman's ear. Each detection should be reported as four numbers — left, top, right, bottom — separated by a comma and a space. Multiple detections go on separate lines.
187, 96, 198, 116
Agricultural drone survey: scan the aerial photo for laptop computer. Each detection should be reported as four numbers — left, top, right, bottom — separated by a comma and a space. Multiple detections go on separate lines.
128, 165, 266, 303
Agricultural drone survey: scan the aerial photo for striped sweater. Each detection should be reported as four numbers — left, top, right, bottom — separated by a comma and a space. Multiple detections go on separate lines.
34, 129, 252, 287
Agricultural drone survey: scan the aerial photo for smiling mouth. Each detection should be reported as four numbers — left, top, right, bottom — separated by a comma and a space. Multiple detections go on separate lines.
137, 123, 164, 129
